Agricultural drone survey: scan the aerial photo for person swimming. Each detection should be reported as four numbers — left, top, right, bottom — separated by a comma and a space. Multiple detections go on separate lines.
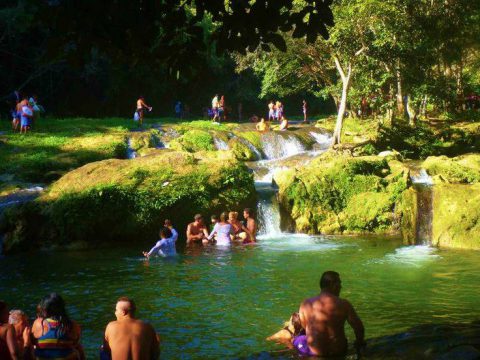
207, 212, 233, 246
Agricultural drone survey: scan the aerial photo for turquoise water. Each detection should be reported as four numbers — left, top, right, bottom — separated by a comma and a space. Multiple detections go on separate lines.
1, 234, 480, 359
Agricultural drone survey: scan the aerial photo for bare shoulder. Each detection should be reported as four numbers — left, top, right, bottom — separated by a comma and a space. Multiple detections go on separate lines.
339, 297, 355, 311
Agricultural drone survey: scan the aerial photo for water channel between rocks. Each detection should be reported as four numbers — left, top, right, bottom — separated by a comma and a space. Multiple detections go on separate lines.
1, 131, 480, 359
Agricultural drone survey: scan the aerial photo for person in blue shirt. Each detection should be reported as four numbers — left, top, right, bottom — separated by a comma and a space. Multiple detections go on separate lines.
143, 220, 178, 258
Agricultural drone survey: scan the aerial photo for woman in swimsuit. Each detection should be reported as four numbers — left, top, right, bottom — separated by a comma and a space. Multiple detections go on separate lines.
266, 312, 304, 346
32, 293, 85, 360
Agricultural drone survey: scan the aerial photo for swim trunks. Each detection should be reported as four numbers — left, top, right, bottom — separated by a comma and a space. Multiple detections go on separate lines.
293, 335, 316, 356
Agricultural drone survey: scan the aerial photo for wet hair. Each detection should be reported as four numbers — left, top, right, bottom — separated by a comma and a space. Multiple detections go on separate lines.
38, 293, 71, 333
220, 212, 228, 222
159, 227, 173, 239
289, 312, 303, 337
164, 219, 172, 227
320, 271, 340, 290
194, 214, 203, 221
117, 297, 136, 315
244, 208, 253, 217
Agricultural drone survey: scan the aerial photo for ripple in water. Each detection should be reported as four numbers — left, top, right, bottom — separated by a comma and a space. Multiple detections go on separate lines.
257, 233, 345, 252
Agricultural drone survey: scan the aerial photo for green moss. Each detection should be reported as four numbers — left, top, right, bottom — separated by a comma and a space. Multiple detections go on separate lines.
397, 188, 417, 245
228, 137, 258, 161
422, 154, 480, 184
431, 184, 480, 249
178, 130, 215, 152
1, 151, 256, 252
237, 131, 262, 150
276, 154, 407, 234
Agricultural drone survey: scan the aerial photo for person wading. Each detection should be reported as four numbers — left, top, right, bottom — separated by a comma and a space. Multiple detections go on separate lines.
296, 271, 365, 357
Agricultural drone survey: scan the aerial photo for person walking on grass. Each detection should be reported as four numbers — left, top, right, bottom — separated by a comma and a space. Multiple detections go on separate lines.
20, 100, 33, 134
211, 94, 219, 122
136, 96, 152, 127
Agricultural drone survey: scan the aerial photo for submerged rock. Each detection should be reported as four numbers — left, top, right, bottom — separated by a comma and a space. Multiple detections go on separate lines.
0, 150, 256, 253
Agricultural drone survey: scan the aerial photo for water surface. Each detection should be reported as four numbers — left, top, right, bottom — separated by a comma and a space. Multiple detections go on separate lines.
1, 235, 480, 359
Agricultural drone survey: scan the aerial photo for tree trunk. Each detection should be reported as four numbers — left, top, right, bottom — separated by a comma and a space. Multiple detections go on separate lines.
332, 56, 352, 146
406, 95, 418, 126
395, 59, 404, 115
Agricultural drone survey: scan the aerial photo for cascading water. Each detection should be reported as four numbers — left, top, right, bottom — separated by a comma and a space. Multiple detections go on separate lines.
126, 138, 137, 159
410, 169, 434, 245
214, 137, 229, 151
254, 167, 282, 237
261, 133, 306, 160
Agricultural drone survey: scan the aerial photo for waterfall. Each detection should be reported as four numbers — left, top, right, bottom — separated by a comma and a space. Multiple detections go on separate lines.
214, 137, 229, 150
253, 167, 282, 237
310, 131, 332, 149
410, 169, 434, 245
261, 133, 306, 160
232, 136, 262, 160
127, 138, 137, 159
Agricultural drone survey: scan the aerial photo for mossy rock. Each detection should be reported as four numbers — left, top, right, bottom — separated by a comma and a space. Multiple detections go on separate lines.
274, 153, 408, 235
1, 151, 256, 253
236, 131, 262, 150
422, 154, 480, 184
176, 129, 215, 152
397, 188, 418, 245
227, 137, 259, 161
431, 183, 480, 249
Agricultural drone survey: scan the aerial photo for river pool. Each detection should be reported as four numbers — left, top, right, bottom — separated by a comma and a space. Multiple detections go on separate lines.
1, 234, 480, 359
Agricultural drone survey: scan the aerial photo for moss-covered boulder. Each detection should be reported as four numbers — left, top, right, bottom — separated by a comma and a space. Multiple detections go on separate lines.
169, 129, 215, 152
274, 153, 408, 234
422, 154, 480, 184
431, 184, 480, 249
228, 137, 259, 161
0, 150, 256, 253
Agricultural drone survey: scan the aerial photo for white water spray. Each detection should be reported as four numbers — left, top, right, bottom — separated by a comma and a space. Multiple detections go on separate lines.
214, 137, 229, 151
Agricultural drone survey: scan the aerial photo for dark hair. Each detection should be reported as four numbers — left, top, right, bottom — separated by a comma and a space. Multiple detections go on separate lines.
164, 219, 172, 227
290, 312, 303, 336
220, 212, 228, 222
159, 227, 172, 239
320, 271, 340, 289
39, 293, 71, 333
117, 297, 136, 315
244, 208, 253, 217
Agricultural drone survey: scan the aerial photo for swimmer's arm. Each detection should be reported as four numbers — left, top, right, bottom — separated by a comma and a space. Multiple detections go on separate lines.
207, 223, 219, 240
171, 228, 178, 241
186, 224, 195, 242
103, 323, 112, 355
150, 325, 160, 360
345, 300, 365, 348
241, 224, 255, 242
6, 325, 19, 360
202, 227, 209, 239
146, 240, 164, 257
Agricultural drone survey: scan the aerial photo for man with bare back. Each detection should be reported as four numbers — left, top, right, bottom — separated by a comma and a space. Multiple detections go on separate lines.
186, 214, 209, 245
104, 297, 160, 360
296, 271, 365, 357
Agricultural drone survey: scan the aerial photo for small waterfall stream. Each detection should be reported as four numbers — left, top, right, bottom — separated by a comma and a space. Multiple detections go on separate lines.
126, 138, 137, 159
213, 137, 229, 151
411, 169, 434, 245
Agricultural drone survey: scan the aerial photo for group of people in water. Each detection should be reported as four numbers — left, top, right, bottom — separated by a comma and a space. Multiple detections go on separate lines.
0, 271, 365, 359
143, 209, 257, 258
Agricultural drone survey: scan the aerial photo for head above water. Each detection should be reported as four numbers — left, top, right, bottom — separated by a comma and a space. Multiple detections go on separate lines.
320, 271, 341, 295
164, 219, 172, 227
159, 227, 173, 239
194, 214, 203, 223
243, 208, 253, 219
228, 211, 238, 221
8, 309, 27, 326
115, 297, 136, 320
220, 212, 228, 222
211, 215, 218, 223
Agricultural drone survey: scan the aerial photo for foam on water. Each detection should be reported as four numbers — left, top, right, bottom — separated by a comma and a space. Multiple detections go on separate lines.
381, 245, 441, 267
257, 233, 345, 252
411, 169, 433, 185
262, 133, 306, 160
213, 137, 229, 150
310, 131, 332, 148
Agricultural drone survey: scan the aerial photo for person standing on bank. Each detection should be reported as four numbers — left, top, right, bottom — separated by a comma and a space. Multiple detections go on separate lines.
302, 100, 308, 123
136, 96, 152, 127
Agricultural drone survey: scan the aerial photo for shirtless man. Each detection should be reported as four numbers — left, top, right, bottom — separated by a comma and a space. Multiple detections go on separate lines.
296, 271, 365, 357
136, 96, 152, 127
0, 301, 19, 360
104, 297, 160, 360
186, 214, 209, 245
241, 208, 256, 243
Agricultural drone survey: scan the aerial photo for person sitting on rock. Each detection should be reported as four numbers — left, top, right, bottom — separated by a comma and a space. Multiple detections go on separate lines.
278, 116, 289, 131
0, 301, 19, 360
103, 297, 160, 360
9, 310, 33, 360
256, 118, 269, 133
186, 214, 209, 245
32, 293, 85, 360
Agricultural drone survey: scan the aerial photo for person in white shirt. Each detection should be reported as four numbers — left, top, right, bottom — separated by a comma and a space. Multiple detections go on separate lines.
143, 221, 178, 258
